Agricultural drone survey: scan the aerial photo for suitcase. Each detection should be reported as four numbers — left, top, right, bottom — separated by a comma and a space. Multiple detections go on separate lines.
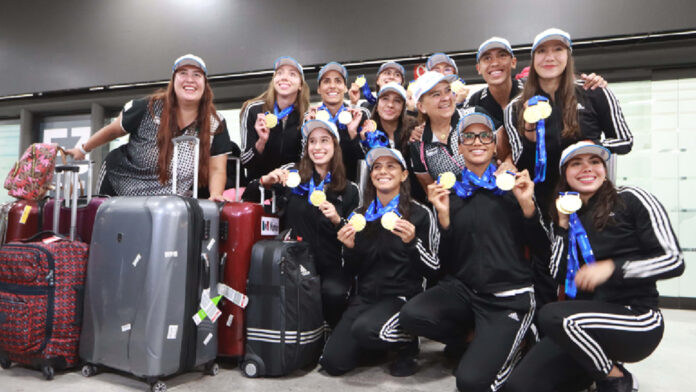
0, 164, 89, 379
4, 198, 46, 243
79, 136, 220, 392
241, 237, 324, 377
218, 157, 279, 359
42, 160, 107, 244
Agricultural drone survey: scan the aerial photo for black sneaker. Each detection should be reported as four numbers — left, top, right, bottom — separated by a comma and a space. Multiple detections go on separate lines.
389, 355, 418, 377
595, 364, 637, 392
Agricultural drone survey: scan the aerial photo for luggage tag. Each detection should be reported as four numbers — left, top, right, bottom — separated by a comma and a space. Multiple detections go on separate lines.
19, 205, 32, 224
217, 282, 249, 309
42, 236, 62, 244
192, 289, 222, 325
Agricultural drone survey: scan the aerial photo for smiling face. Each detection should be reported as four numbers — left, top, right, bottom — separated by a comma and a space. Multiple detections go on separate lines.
174, 65, 205, 104
564, 153, 607, 199
370, 156, 407, 194
533, 40, 569, 82
376, 67, 404, 88
417, 81, 455, 119
458, 123, 495, 169
377, 91, 405, 122
318, 70, 347, 106
476, 48, 517, 86
306, 128, 335, 168
273, 64, 302, 98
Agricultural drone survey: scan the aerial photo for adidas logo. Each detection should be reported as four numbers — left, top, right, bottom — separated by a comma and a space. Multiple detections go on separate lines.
508, 312, 519, 322
577, 103, 585, 110
300, 265, 310, 276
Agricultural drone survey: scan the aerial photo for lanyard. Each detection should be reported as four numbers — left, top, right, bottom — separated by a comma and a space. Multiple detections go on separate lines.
452, 163, 506, 199
364, 194, 400, 221
565, 212, 596, 298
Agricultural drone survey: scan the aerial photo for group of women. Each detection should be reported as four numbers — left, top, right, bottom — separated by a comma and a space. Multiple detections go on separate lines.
70, 27, 684, 392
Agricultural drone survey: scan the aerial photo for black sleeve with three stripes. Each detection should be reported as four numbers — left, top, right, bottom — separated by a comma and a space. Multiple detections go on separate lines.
583, 86, 634, 155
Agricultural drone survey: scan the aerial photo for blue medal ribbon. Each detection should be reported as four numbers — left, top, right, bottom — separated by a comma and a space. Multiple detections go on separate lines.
565, 211, 596, 298
318, 104, 348, 130
361, 129, 390, 150
364, 194, 400, 222
359, 76, 377, 105
527, 96, 548, 183
274, 102, 294, 120
291, 171, 331, 206
452, 163, 506, 199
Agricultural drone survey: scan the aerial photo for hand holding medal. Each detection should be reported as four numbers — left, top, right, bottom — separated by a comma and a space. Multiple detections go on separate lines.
556, 191, 582, 214
523, 95, 552, 124
355, 75, 367, 88
264, 112, 278, 129
316, 110, 331, 122
381, 211, 400, 231
451, 79, 466, 95
495, 171, 516, 191
285, 170, 301, 188
348, 212, 366, 232
338, 110, 353, 125
438, 172, 456, 189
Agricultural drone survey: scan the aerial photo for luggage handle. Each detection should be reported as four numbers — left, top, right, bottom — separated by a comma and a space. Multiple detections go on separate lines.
258, 185, 277, 214
66, 160, 94, 203
53, 164, 80, 241
171, 135, 200, 199
201, 253, 211, 290
219, 252, 227, 280
21, 230, 70, 243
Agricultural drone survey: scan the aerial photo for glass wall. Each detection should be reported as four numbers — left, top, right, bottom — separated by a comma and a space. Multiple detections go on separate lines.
612, 78, 696, 298
0, 121, 21, 204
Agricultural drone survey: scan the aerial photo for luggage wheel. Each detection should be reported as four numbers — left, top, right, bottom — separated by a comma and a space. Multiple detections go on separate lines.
81, 364, 97, 377
150, 380, 167, 392
204, 361, 219, 376
0, 357, 10, 369
41, 365, 54, 380
241, 359, 259, 378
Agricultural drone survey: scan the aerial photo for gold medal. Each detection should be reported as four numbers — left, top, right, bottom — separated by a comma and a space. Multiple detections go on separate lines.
558, 193, 582, 213
495, 171, 516, 191
348, 213, 366, 232
407, 82, 417, 93
381, 211, 399, 231
264, 113, 278, 129
285, 171, 301, 188
364, 119, 377, 133
355, 75, 366, 87
316, 110, 331, 122
451, 80, 466, 94
556, 198, 572, 215
523, 105, 542, 124
338, 111, 353, 125
310, 190, 326, 207
536, 101, 552, 119
438, 172, 456, 189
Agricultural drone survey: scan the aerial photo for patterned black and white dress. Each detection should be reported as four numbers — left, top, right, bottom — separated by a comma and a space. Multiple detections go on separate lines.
107, 97, 233, 196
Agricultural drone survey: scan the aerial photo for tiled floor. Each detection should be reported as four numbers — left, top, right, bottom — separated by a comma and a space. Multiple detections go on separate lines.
1, 308, 693, 391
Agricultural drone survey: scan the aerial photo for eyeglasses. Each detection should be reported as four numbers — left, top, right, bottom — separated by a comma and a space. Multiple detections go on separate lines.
460, 131, 495, 145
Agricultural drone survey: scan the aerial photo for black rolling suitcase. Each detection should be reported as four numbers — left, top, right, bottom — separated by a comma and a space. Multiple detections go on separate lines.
241, 236, 324, 377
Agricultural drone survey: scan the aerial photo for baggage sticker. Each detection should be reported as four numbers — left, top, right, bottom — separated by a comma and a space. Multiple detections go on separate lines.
42, 236, 61, 244
203, 332, 213, 346
132, 254, 142, 267
164, 251, 178, 258
217, 283, 249, 309
207, 238, 215, 251
19, 205, 32, 224
167, 325, 178, 340
226, 314, 234, 327
121, 323, 131, 332
260, 216, 280, 236
193, 290, 222, 325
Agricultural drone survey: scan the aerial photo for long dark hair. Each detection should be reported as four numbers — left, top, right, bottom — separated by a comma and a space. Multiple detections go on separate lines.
152, 73, 218, 185
553, 160, 623, 230
371, 95, 416, 153
517, 46, 580, 140
358, 166, 412, 221
297, 135, 346, 194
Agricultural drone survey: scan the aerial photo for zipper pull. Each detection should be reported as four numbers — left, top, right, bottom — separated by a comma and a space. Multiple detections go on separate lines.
46, 270, 55, 286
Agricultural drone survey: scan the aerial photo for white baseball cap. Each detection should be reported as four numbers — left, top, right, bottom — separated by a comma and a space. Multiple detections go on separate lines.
172, 54, 207, 75
559, 140, 611, 172
477, 37, 513, 62
411, 71, 457, 102
301, 119, 340, 140
366, 147, 407, 169
378, 82, 407, 101
532, 28, 572, 53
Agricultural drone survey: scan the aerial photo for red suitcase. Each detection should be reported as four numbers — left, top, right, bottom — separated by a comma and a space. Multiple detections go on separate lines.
218, 158, 279, 358
5, 198, 46, 243
41, 161, 107, 244
0, 164, 89, 379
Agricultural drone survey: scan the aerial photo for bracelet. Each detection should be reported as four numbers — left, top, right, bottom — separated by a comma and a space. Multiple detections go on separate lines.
78, 144, 89, 155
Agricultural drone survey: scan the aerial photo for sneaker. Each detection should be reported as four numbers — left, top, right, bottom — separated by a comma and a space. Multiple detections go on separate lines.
389, 356, 418, 377
595, 364, 637, 392
617, 364, 639, 392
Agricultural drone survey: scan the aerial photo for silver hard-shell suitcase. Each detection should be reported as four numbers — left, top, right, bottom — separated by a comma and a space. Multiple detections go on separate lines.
79, 136, 220, 391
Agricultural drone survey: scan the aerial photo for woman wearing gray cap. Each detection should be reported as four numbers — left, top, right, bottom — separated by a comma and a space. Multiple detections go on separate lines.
505, 141, 683, 392
67, 54, 234, 199
348, 61, 406, 112
240, 56, 310, 183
